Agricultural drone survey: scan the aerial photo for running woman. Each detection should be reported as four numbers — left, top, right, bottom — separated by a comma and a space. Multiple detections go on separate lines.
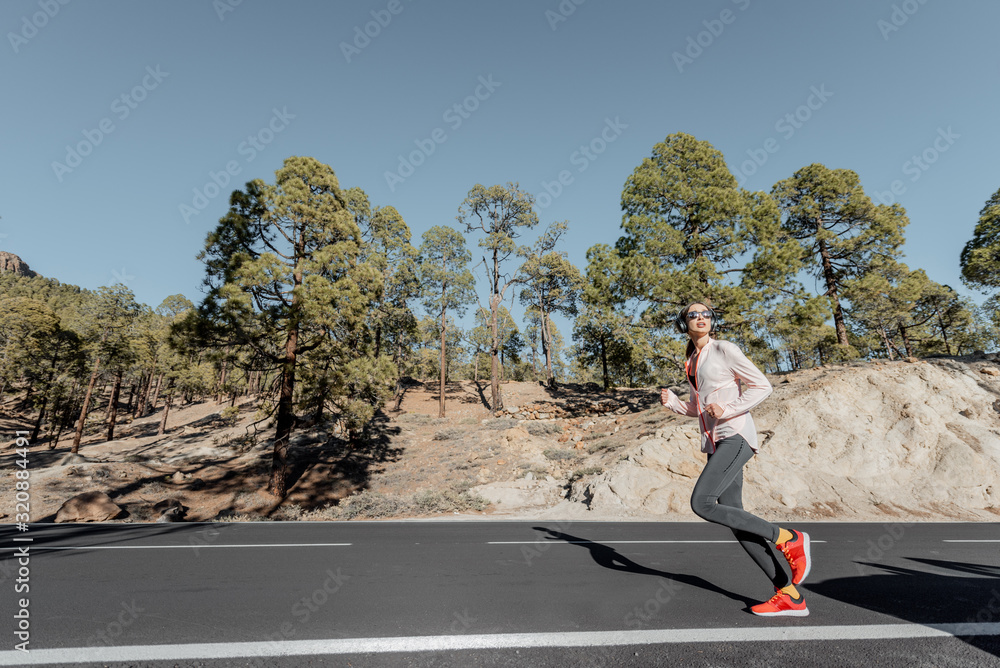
661, 301, 813, 616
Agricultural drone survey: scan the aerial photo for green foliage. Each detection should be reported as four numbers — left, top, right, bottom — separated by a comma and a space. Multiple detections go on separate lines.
517, 221, 582, 386
419, 224, 476, 414
220, 405, 241, 426
772, 163, 908, 348
961, 186, 1000, 294
187, 156, 387, 494
617, 133, 764, 331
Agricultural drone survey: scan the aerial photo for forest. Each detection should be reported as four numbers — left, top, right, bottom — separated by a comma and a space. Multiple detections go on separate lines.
3, 133, 999, 497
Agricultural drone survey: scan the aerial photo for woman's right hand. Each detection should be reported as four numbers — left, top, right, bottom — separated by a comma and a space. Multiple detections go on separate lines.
660, 388, 671, 406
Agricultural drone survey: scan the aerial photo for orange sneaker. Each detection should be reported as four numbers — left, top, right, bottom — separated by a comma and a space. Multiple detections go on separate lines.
777, 529, 811, 585
751, 589, 809, 617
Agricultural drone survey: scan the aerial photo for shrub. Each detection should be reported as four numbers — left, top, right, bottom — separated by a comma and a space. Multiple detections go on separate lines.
220, 405, 241, 427
569, 466, 604, 484
543, 448, 581, 462
336, 490, 407, 519
412, 489, 489, 513
586, 437, 628, 454
480, 418, 519, 430
432, 428, 465, 441
526, 422, 563, 436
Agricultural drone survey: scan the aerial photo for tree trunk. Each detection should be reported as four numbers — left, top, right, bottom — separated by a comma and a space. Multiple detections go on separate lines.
106, 370, 123, 441
898, 323, 914, 358
541, 310, 555, 389
31, 395, 47, 443
600, 336, 610, 392
439, 301, 447, 418
53, 411, 66, 450
879, 324, 896, 360
489, 294, 502, 413
269, 250, 303, 498
134, 370, 151, 418
216, 358, 229, 403
149, 372, 165, 412
817, 236, 850, 347
71, 356, 102, 454
124, 380, 135, 414
157, 383, 174, 435
937, 314, 952, 355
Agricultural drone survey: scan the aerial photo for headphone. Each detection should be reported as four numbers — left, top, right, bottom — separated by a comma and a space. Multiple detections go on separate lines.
675, 303, 718, 334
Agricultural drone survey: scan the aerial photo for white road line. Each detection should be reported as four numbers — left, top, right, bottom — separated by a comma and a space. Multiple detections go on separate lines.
0, 543, 351, 551
943, 540, 1000, 543
3, 623, 998, 665
488, 540, 827, 545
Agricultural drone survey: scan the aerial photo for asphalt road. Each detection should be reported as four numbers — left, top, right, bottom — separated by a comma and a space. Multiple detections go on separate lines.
1, 521, 999, 667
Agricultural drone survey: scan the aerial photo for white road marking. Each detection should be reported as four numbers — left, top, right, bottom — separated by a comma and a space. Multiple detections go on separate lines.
0, 543, 351, 551
489, 540, 827, 545
2, 623, 998, 665
943, 540, 1000, 543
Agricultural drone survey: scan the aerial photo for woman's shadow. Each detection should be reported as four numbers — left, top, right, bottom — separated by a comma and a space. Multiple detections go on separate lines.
534, 527, 756, 608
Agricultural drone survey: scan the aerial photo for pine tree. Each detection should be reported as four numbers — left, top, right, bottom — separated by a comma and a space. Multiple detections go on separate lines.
188, 157, 376, 497
617, 133, 763, 333
419, 225, 475, 417
772, 163, 908, 351
70, 285, 142, 453
961, 186, 1000, 295
517, 221, 582, 388
458, 183, 539, 412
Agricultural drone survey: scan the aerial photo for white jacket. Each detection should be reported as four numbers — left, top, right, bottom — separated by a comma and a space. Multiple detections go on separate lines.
662, 338, 773, 453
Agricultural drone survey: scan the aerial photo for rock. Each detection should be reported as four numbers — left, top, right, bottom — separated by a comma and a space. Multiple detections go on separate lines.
56, 453, 92, 466
0, 251, 38, 278
55, 492, 123, 522
980, 367, 999, 377
153, 499, 187, 522
171, 471, 186, 484
470, 479, 563, 509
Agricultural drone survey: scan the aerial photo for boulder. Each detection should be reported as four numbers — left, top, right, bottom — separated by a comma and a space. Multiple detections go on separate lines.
55, 491, 123, 523
471, 479, 563, 509
153, 499, 187, 523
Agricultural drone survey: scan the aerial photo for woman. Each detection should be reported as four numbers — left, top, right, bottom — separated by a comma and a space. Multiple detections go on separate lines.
661, 301, 812, 616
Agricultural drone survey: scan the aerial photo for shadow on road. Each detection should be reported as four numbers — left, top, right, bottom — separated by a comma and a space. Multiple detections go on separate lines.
534, 527, 756, 608
808, 557, 1000, 658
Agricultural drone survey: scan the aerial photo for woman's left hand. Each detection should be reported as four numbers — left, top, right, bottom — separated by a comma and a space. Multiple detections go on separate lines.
705, 403, 724, 419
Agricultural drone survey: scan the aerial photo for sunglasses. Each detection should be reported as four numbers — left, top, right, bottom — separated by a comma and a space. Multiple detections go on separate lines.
686, 310, 713, 321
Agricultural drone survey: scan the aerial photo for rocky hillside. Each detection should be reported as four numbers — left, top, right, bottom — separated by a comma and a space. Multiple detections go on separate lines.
0, 251, 38, 278
554, 355, 1000, 522
2, 354, 999, 523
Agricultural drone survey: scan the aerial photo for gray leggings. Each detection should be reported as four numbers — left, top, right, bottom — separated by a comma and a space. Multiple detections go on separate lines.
690, 434, 792, 589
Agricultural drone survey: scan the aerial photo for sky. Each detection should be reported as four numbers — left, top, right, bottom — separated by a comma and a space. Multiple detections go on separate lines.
2, 0, 998, 339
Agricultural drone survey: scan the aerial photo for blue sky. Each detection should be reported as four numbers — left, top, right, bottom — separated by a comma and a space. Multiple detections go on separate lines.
2, 0, 998, 339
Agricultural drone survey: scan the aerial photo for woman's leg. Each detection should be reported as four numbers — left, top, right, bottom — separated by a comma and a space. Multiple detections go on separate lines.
690, 435, 779, 543
717, 468, 792, 589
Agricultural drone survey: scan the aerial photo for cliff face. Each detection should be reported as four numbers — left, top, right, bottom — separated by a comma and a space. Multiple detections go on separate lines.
0, 251, 38, 278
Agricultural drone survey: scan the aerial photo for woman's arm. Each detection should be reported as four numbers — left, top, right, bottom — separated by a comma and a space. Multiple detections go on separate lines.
661, 387, 699, 417
717, 343, 772, 418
